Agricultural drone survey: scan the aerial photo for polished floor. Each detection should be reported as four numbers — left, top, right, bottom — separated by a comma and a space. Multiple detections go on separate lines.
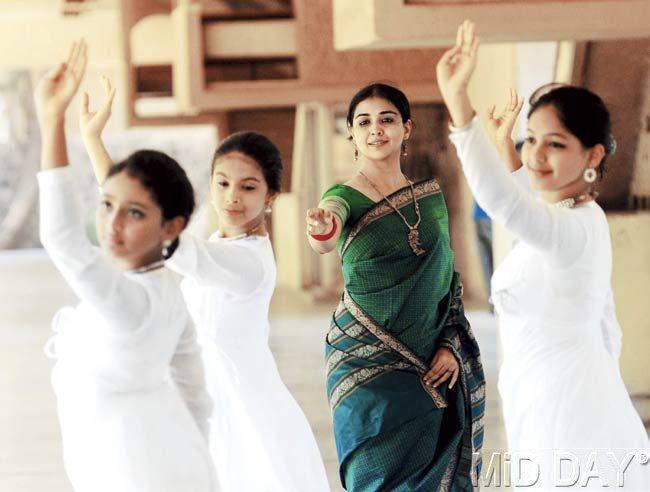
1, 249, 645, 491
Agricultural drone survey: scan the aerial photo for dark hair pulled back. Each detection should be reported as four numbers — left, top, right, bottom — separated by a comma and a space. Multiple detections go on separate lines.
106, 149, 195, 259
211, 131, 283, 194
346, 83, 412, 129
528, 84, 616, 180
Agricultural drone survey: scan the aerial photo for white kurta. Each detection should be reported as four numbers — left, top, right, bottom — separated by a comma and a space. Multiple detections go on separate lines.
38, 168, 217, 492
167, 232, 330, 492
450, 118, 650, 490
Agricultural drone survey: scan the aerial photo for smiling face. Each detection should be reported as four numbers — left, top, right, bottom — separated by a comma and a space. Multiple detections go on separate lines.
95, 171, 178, 270
210, 151, 276, 236
522, 105, 603, 200
349, 97, 412, 163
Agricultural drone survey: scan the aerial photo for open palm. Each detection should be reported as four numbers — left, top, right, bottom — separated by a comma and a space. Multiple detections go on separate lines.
35, 40, 87, 121
486, 88, 524, 143
80, 76, 116, 139
436, 20, 478, 99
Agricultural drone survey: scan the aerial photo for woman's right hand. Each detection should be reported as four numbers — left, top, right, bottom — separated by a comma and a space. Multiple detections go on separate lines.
436, 20, 478, 101
80, 76, 116, 140
305, 208, 334, 236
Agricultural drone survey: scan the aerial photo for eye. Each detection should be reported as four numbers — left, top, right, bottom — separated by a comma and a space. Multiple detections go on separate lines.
525, 136, 536, 145
243, 185, 257, 191
100, 199, 112, 210
381, 117, 395, 124
549, 141, 566, 149
358, 119, 369, 126
217, 181, 228, 188
127, 209, 145, 218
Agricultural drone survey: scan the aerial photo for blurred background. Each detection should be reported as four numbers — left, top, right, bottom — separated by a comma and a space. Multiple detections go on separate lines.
0, 1, 648, 490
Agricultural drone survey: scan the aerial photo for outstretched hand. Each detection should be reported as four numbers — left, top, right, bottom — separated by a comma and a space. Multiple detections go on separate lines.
35, 40, 87, 124
80, 76, 116, 140
436, 20, 478, 100
305, 208, 334, 236
486, 88, 524, 143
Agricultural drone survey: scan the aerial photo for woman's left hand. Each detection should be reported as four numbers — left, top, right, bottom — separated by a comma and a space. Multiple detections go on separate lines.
423, 347, 459, 389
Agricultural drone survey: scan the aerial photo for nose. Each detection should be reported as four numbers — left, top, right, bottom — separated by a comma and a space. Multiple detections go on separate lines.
226, 187, 241, 204
369, 121, 384, 136
108, 209, 123, 233
532, 142, 546, 165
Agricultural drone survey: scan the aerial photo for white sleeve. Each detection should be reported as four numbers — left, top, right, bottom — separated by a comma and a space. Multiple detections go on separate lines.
166, 233, 265, 295
600, 289, 623, 362
170, 319, 213, 440
511, 166, 534, 195
449, 117, 588, 267
38, 168, 151, 331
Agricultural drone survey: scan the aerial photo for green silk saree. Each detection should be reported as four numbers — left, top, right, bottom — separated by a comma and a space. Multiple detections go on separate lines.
322, 179, 485, 492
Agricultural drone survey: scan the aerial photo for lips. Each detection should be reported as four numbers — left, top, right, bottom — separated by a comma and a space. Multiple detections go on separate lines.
368, 140, 388, 147
107, 235, 124, 247
224, 209, 244, 216
527, 167, 552, 178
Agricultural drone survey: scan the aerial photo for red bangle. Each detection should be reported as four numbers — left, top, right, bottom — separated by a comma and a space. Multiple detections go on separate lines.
310, 218, 337, 241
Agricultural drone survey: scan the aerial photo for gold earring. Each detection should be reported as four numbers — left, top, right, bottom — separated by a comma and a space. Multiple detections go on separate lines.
401, 141, 408, 157
354, 148, 359, 161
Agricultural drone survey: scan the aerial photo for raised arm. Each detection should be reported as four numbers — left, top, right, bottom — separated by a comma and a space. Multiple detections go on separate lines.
35, 41, 151, 331
80, 76, 116, 184
437, 22, 587, 266
449, 114, 587, 266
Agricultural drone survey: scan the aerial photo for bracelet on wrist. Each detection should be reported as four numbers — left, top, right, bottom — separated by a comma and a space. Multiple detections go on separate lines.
310, 218, 337, 241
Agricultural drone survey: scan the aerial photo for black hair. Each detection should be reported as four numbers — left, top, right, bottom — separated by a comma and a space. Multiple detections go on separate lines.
346, 83, 412, 129
211, 132, 283, 194
106, 149, 195, 258
528, 84, 615, 180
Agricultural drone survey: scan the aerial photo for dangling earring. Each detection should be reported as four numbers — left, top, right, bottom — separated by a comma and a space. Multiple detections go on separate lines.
583, 168, 597, 183
162, 239, 172, 258
265, 204, 272, 214
401, 141, 408, 157
354, 148, 359, 161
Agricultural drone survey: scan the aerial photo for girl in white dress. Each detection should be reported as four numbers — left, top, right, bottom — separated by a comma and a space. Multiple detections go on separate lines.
81, 83, 330, 492
35, 41, 217, 492
437, 21, 650, 489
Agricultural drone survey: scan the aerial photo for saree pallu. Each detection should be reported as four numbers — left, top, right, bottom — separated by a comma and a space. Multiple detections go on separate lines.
323, 179, 485, 492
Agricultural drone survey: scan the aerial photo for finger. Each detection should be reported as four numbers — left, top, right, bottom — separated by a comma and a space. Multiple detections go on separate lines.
100, 87, 116, 115
102, 76, 111, 95
514, 93, 524, 115
423, 361, 445, 382
65, 41, 79, 70
455, 23, 463, 47
449, 368, 459, 389
431, 369, 453, 388
461, 21, 469, 53
467, 21, 476, 47
69, 40, 82, 75
469, 36, 479, 59
486, 104, 496, 121
80, 91, 89, 116
509, 87, 517, 110
74, 40, 88, 82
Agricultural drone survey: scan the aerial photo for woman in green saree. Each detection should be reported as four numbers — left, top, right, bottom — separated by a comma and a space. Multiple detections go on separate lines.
306, 84, 485, 491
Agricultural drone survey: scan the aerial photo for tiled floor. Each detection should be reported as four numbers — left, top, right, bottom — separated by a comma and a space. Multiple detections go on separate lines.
1, 250, 645, 491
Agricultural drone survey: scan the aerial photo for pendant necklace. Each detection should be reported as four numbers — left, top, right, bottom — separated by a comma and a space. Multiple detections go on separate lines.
359, 171, 426, 256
